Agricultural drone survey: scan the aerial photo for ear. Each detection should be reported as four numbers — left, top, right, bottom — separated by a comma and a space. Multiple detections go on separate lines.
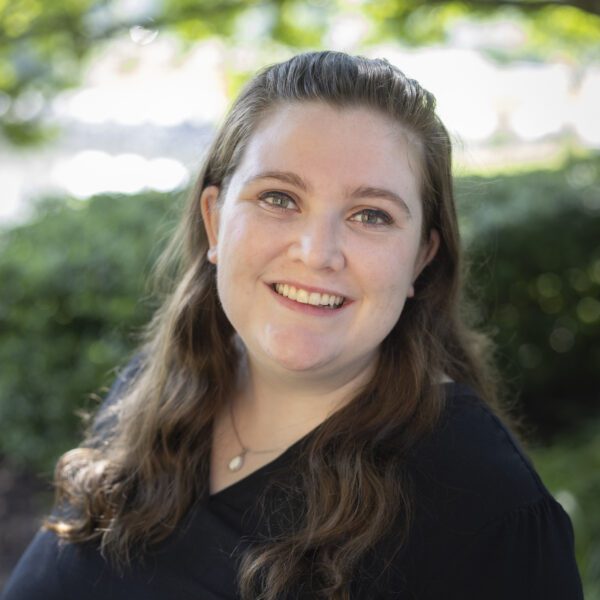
408, 229, 440, 298
200, 185, 221, 264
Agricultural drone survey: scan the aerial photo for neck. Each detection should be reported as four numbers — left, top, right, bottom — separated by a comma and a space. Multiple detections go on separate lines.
230, 348, 377, 448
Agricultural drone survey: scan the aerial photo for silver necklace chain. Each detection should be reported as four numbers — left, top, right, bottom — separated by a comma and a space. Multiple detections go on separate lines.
227, 399, 287, 472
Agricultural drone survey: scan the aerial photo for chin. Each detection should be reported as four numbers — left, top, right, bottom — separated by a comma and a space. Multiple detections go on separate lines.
259, 339, 337, 373
267, 349, 331, 373
256, 326, 334, 369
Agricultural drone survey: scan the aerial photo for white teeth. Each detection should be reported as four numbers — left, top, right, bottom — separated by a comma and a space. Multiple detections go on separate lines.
296, 289, 309, 304
273, 284, 344, 308
308, 292, 320, 306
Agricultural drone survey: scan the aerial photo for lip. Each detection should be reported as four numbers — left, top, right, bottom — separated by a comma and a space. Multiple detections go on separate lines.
265, 282, 353, 316
267, 280, 352, 301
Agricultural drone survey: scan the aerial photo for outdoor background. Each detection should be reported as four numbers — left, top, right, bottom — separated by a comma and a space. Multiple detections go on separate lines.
0, 0, 599, 595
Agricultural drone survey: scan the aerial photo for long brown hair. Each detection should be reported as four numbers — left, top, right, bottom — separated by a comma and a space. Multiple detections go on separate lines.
47, 51, 511, 599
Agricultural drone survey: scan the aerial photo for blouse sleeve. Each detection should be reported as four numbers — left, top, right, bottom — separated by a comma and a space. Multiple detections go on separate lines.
415, 494, 584, 600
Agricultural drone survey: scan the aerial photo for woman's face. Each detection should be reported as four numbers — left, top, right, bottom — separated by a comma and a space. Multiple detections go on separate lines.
201, 102, 438, 383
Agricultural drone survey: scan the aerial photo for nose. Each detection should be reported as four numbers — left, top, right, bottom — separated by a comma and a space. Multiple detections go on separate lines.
287, 216, 345, 272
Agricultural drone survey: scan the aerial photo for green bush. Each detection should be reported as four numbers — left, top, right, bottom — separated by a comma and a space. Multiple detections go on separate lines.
458, 156, 600, 436
531, 421, 600, 599
0, 157, 599, 475
0, 192, 180, 474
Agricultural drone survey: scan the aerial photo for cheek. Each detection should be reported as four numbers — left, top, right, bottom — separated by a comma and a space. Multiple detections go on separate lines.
354, 241, 420, 302
216, 212, 283, 295
219, 208, 288, 254
218, 213, 257, 267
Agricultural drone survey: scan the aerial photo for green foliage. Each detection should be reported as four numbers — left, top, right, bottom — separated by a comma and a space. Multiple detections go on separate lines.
363, 1, 470, 46
525, 5, 600, 61
458, 155, 600, 435
0, 0, 252, 144
0, 0, 93, 144
531, 422, 600, 599
363, 2, 600, 62
0, 192, 181, 474
0, 157, 599, 477
2, 0, 599, 145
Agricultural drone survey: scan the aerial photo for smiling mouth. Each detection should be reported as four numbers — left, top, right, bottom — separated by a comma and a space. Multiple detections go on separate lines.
271, 283, 346, 309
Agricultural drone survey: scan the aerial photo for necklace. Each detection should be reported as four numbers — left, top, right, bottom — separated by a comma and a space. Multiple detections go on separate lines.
227, 400, 287, 472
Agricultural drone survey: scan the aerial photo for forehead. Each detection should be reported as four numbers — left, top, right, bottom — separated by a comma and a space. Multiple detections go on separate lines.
229, 102, 424, 210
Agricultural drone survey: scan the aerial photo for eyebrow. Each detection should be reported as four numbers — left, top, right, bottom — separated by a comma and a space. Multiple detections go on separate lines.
244, 170, 411, 217
243, 170, 311, 192
350, 186, 412, 218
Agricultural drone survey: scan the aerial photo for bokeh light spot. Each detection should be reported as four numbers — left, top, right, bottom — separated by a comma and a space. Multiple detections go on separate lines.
577, 297, 600, 324
518, 344, 542, 369
549, 327, 575, 353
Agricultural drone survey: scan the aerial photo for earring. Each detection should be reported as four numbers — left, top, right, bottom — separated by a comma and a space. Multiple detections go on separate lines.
207, 247, 217, 264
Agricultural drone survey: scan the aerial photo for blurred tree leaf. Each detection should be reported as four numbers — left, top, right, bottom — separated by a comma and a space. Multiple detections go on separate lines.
1, 0, 599, 145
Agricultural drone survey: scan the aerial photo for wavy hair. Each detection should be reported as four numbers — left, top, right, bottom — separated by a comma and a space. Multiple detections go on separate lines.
47, 51, 511, 599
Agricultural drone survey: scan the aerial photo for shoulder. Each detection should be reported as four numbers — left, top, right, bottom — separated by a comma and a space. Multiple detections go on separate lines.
376, 383, 584, 598
409, 382, 551, 532
87, 353, 144, 444
1, 530, 62, 599
0, 529, 101, 600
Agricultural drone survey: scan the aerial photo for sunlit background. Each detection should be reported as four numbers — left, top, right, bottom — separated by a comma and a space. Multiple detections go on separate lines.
1, 4, 599, 223
1, 0, 599, 596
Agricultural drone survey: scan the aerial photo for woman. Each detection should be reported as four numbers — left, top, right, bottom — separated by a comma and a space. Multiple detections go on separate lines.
2, 51, 583, 599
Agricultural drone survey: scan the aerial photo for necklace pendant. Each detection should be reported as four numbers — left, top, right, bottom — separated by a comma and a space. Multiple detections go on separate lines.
228, 451, 246, 472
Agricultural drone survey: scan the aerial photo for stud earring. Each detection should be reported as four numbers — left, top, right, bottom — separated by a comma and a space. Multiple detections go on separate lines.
207, 247, 217, 264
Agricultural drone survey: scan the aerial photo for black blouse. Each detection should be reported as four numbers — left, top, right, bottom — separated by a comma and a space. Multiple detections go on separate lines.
1, 366, 583, 599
